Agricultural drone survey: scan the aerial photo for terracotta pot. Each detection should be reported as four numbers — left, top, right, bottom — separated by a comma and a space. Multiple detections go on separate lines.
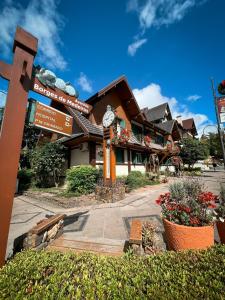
163, 218, 214, 251
216, 221, 225, 244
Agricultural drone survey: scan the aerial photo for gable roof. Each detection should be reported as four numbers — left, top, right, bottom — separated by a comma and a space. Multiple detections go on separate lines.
182, 118, 197, 135
67, 107, 103, 136
144, 103, 172, 122
86, 75, 145, 122
156, 120, 176, 134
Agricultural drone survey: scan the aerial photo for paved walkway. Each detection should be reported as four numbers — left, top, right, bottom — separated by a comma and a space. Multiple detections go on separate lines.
7, 170, 225, 256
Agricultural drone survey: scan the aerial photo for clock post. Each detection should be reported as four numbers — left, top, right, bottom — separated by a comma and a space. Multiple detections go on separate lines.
102, 106, 116, 184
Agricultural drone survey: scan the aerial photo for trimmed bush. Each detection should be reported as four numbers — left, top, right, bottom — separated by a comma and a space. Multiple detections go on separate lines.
0, 246, 225, 299
17, 169, 34, 192
66, 165, 100, 194
126, 171, 153, 191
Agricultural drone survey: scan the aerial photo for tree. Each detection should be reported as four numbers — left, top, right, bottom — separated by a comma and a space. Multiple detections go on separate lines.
180, 138, 209, 169
205, 133, 223, 159
20, 124, 41, 169
31, 142, 67, 187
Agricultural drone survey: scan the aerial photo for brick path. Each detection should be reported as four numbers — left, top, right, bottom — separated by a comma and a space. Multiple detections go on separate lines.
7, 170, 225, 256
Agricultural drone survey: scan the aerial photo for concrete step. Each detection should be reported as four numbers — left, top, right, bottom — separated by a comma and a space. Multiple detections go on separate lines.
48, 235, 125, 256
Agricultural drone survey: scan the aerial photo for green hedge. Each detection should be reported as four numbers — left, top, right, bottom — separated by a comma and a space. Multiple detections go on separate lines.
66, 165, 100, 195
0, 246, 225, 299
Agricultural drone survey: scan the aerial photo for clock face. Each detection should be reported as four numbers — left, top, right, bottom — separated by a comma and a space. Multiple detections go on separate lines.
102, 111, 115, 128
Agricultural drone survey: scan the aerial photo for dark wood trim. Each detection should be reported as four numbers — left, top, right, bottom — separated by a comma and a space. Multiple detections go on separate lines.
89, 141, 96, 167
127, 148, 131, 173
68, 147, 71, 169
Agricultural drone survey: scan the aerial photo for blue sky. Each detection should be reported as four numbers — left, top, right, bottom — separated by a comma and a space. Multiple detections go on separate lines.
0, 0, 225, 134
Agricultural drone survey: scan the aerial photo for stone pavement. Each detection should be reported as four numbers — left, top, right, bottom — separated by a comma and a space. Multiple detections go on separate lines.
7, 170, 225, 257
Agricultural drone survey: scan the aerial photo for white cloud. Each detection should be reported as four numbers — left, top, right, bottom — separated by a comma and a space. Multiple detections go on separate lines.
127, 0, 208, 55
128, 38, 147, 56
132, 82, 210, 135
77, 72, 93, 93
0, 91, 7, 107
187, 94, 202, 102
0, 0, 67, 70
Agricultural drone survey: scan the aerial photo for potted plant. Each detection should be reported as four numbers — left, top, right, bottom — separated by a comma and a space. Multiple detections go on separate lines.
215, 184, 225, 243
156, 179, 217, 250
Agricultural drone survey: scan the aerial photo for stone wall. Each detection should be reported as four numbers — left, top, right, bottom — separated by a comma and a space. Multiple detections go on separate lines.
95, 185, 125, 203
23, 214, 65, 250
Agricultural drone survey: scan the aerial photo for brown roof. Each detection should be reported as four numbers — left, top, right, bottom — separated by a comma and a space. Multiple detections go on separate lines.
86, 75, 145, 122
182, 118, 194, 129
182, 118, 197, 135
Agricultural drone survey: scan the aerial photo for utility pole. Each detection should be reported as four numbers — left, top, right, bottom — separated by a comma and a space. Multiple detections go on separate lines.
211, 78, 225, 170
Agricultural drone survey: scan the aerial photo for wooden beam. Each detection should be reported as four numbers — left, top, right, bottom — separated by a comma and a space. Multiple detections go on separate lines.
110, 126, 116, 183
0, 27, 37, 267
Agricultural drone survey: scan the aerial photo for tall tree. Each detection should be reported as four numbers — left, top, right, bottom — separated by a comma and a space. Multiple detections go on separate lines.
205, 133, 223, 159
180, 138, 209, 169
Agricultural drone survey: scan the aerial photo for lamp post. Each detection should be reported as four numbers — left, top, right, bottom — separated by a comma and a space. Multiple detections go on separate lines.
210, 78, 225, 170
202, 124, 224, 137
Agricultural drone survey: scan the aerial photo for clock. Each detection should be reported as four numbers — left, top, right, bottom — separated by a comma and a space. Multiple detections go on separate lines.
102, 105, 115, 128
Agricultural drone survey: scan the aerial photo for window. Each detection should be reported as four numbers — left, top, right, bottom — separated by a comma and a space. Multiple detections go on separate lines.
116, 148, 124, 163
117, 118, 126, 135
132, 151, 144, 164
131, 123, 143, 142
155, 134, 165, 146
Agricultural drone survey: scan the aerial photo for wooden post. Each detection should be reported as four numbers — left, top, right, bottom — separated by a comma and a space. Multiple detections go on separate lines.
110, 126, 116, 183
103, 127, 110, 184
127, 148, 131, 173
0, 27, 37, 266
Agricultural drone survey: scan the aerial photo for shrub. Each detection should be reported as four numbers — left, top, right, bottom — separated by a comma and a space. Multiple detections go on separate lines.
17, 169, 34, 192
0, 246, 225, 299
126, 171, 159, 191
31, 142, 67, 188
125, 171, 149, 190
66, 165, 100, 194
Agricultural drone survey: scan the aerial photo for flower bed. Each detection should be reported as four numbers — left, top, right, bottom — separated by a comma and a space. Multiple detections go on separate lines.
1, 247, 225, 299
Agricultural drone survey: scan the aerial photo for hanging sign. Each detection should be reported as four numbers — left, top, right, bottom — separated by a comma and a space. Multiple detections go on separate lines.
32, 78, 92, 114
31, 67, 92, 114
217, 97, 225, 123
28, 100, 73, 136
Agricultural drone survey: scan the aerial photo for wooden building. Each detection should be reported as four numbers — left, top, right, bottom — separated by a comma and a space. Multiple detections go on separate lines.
52, 76, 196, 175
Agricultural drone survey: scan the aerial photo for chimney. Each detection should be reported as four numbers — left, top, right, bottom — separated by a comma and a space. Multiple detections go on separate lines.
176, 115, 182, 125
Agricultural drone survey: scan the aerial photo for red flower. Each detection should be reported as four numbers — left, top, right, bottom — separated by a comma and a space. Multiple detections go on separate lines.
198, 192, 218, 204
179, 205, 191, 213
155, 199, 161, 205
190, 217, 200, 225
208, 203, 216, 209
222, 80, 225, 87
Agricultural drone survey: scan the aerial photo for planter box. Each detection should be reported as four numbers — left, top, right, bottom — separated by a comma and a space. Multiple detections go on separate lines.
216, 221, 225, 244
163, 218, 214, 251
